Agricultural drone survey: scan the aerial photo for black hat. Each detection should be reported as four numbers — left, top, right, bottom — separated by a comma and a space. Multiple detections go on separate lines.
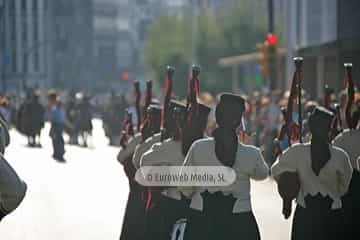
324, 85, 334, 96
150, 98, 160, 105
47, 90, 58, 100
219, 93, 245, 112
309, 106, 334, 137
310, 106, 334, 123
169, 100, 187, 114
198, 103, 211, 119
147, 104, 162, 115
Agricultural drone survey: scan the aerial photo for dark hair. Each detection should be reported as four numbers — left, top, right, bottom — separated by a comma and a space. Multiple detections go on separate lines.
308, 107, 333, 175
213, 101, 243, 167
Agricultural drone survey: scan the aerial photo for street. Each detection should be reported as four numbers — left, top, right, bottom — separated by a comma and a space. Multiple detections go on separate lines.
0, 120, 291, 240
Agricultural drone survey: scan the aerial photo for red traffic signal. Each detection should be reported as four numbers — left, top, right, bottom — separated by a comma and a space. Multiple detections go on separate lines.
267, 33, 278, 46
121, 72, 129, 81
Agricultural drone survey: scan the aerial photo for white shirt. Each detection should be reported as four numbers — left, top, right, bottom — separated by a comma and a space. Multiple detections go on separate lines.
132, 133, 161, 169
0, 156, 27, 218
140, 138, 187, 200
117, 133, 142, 164
271, 143, 352, 209
182, 138, 268, 213
333, 129, 360, 170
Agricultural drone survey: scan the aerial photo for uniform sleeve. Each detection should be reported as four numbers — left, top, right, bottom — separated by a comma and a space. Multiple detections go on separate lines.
182, 142, 196, 167
140, 143, 167, 167
271, 148, 298, 180
0, 157, 27, 220
336, 150, 353, 196
178, 142, 197, 198
250, 149, 269, 180
132, 143, 147, 169
117, 134, 142, 164
332, 133, 344, 147
132, 135, 160, 169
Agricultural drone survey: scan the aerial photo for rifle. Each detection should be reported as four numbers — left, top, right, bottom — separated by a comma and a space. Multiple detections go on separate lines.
134, 81, 142, 132
294, 57, 303, 143
161, 66, 175, 141
119, 110, 134, 148
344, 63, 356, 129
143, 80, 152, 121
335, 103, 343, 132
275, 57, 302, 156
186, 65, 200, 125
276, 57, 303, 220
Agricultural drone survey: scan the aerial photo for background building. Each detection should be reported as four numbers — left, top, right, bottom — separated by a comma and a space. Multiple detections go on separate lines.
49, 0, 94, 90
286, 0, 360, 98
93, 0, 133, 92
1, 0, 49, 92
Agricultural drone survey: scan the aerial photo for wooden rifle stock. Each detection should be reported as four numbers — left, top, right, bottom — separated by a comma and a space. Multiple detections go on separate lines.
344, 63, 355, 129
275, 57, 303, 220
294, 57, 304, 143
161, 66, 174, 141
134, 81, 141, 132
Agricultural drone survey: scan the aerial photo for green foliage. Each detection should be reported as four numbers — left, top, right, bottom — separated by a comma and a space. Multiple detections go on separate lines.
144, 0, 269, 96
144, 15, 192, 97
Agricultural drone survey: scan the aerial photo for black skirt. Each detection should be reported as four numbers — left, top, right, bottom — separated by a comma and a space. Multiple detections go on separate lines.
184, 191, 261, 240
291, 194, 345, 240
120, 157, 147, 240
120, 182, 146, 240
144, 193, 190, 240
342, 169, 360, 240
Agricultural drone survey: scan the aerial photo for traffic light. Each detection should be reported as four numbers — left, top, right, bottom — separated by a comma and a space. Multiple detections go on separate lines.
257, 42, 269, 79
121, 72, 129, 81
267, 33, 278, 46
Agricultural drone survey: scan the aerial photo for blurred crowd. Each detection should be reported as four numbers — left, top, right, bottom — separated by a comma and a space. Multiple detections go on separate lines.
0, 84, 359, 166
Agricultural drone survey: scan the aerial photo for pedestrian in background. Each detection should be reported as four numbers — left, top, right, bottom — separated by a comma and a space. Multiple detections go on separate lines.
26, 91, 45, 147
48, 91, 66, 162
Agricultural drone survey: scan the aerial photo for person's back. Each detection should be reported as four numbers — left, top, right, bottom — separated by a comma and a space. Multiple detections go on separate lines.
272, 107, 352, 240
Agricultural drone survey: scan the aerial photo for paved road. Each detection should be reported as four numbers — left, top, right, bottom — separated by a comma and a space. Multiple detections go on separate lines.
0, 120, 291, 240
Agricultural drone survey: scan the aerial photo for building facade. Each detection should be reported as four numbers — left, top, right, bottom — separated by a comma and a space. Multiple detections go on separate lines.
93, 0, 132, 92
286, 0, 360, 98
49, 0, 94, 90
1, 0, 48, 92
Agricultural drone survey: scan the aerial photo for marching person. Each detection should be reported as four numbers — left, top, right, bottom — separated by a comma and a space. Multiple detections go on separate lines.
332, 63, 360, 239
76, 94, 93, 147
117, 81, 144, 240
48, 92, 66, 162
118, 80, 163, 240
132, 66, 175, 170
139, 65, 212, 240
180, 93, 268, 240
0, 116, 27, 222
272, 106, 352, 240
140, 100, 210, 240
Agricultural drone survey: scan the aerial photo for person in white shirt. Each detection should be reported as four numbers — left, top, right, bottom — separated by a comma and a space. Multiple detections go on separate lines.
0, 117, 27, 222
332, 111, 360, 239
118, 104, 162, 240
140, 100, 211, 240
272, 106, 352, 240
180, 93, 268, 240
332, 62, 360, 239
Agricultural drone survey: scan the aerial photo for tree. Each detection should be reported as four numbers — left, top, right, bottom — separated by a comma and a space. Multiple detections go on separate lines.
144, 0, 269, 95
144, 15, 191, 97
